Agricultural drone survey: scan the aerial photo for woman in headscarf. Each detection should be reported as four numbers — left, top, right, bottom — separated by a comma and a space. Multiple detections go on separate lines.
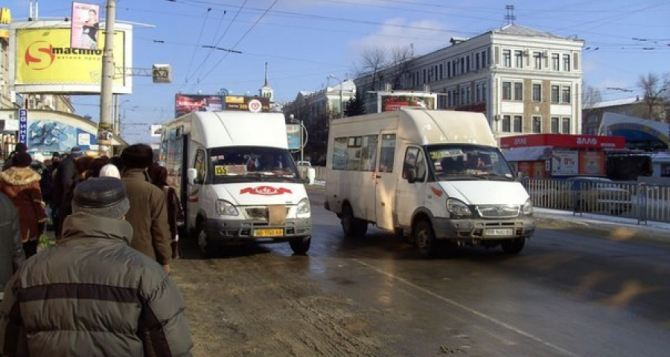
0, 152, 47, 258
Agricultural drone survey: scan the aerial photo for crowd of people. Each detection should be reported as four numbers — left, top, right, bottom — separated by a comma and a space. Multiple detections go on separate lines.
0, 143, 193, 356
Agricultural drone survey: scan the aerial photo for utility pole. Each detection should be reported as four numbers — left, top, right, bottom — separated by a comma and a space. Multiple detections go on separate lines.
98, 0, 116, 157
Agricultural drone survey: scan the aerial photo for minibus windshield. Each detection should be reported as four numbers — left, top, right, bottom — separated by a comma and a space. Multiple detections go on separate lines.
427, 144, 514, 181
208, 146, 300, 184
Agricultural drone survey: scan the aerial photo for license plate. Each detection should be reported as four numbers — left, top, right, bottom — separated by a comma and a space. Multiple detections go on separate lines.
253, 228, 284, 237
485, 228, 514, 237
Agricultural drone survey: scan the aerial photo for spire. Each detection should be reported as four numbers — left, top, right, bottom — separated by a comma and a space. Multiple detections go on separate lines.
264, 62, 269, 86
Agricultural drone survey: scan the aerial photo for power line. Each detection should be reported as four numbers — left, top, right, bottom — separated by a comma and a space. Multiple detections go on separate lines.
181, 6, 213, 87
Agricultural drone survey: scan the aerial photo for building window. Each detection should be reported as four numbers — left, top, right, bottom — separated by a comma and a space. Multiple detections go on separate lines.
466, 86, 471, 104
466, 56, 470, 72
515, 50, 523, 68
551, 117, 559, 133
476, 83, 481, 103
574, 53, 579, 70
481, 50, 487, 68
460, 57, 464, 74
423, 69, 426, 83
452, 61, 457, 76
513, 115, 522, 132
533, 52, 542, 70
562, 86, 571, 104
439, 64, 443, 80
551, 85, 559, 103
475, 53, 480, 70
503, 50, 511, 67
502, 81, 512, 100
563, 54, 570, 71
514, 82, 523, 101
482, 82, 487, 103
532, 83, 542, 102
532, 116, 542, 133
447, 62, 452, 78
552, 54, 560, 71
562, 117, 571, 133
502, 115, 511, 132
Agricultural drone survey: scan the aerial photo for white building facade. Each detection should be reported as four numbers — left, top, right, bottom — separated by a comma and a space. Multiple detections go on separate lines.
355, 24, 584, 139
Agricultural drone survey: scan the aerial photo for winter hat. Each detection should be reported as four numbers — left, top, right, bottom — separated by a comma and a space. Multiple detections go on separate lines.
70, 146, 83, 158
15, 143, 28, 154
99, 163, 121, 179
12, 152, 32, 168
121, 144, 153, 169
72, 177, 130, 219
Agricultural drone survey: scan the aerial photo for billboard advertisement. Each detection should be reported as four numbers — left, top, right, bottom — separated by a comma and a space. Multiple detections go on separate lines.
175, 94, 224, 117
579, 151, 605, 176
223, 96, 270, 112
28, 120, 97, 152
550, 150, 579, 176
70, 2, 100, 49
286, 124, 302, 150
10, 21, 133, 94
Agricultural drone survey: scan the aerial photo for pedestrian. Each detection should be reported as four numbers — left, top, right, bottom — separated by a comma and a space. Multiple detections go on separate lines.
0, 152, 47, 258
87, 156, 110, 178
0, 192, 24, 294
52, 147, 83, 238
99, 163, 121, 178
121, 144, 172, 272
149, 163, 184, 259
1, 143, 27, 171
0, 177, 193, 355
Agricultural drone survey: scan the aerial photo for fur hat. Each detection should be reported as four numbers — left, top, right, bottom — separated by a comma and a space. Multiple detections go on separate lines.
121, 144, 153, 169
12, 152, 32, 168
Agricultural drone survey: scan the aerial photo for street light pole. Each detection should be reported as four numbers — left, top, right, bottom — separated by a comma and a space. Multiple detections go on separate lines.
98, 0, 116, 156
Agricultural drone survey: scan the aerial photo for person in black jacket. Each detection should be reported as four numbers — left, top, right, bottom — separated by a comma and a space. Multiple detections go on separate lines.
51, 147, 82, 238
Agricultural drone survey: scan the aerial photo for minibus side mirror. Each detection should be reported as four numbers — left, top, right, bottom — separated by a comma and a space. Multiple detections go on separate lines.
187, 168, 198, 185
407, 169, 417, 184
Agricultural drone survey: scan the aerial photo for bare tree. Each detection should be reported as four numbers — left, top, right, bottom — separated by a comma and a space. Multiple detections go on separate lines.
637, 73, 667, 120
582, 84, 602, 110
388, 46, 414, 90
358, 47, 387, 91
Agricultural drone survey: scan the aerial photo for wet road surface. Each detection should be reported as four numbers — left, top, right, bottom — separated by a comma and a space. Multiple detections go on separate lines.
172, 188, 670, 356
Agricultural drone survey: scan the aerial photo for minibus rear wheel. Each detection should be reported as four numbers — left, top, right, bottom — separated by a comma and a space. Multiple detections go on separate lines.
341, 204, 368, 238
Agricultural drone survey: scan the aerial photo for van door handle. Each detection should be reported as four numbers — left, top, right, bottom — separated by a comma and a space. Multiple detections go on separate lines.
375, 175, 382, 179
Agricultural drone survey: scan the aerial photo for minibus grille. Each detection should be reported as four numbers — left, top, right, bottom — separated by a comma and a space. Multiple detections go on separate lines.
245, 206, 291, 220
476, 205, 520, 218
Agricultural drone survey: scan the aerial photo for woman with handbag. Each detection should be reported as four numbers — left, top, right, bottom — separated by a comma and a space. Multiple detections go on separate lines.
0, 152, 47, 258
148, 163, 184, 259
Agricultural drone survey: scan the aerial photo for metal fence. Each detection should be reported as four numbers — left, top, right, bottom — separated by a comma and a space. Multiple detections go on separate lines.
523, 178, 670, 224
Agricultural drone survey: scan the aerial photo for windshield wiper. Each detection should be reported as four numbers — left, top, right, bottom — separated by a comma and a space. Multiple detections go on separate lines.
472, 173, 514, 180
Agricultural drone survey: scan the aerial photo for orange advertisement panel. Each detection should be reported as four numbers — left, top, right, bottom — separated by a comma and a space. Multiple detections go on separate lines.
13, 23, 132, 94
579, 151, 605, 176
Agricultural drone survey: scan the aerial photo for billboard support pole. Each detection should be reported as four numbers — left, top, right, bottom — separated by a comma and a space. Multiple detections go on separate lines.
98, 0, 116, 156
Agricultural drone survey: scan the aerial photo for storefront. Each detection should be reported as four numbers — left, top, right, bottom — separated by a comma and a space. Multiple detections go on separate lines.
501, 134, 626, 178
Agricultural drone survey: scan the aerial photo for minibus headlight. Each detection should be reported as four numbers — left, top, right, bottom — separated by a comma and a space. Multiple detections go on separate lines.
522, 199, 533, 215
447, 198, 472, 218
297, 198, 311, 217
216, 200, 239, 216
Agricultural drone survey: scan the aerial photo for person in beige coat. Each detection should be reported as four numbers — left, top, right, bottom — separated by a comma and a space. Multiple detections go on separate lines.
121, 144, 172, 273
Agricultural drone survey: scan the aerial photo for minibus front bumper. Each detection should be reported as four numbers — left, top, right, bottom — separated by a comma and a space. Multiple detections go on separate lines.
432, 216, 535, 240
205, 218, 312, 244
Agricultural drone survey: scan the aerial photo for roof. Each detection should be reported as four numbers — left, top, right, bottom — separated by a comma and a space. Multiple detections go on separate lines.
588, 97, 640, 109
493, 24, 570, 40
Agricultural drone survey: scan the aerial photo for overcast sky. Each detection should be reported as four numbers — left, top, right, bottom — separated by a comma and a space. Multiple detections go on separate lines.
8, 0, 670, 143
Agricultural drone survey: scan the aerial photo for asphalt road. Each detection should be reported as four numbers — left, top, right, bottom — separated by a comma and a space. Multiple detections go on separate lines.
172, 188, 670, 356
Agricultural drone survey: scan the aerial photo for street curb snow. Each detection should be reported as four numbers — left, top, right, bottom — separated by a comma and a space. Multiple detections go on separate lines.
534, 208, 670, 234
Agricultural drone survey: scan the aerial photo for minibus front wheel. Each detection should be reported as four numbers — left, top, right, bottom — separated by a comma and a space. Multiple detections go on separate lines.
414, 219, 438, 258
341, 204, 368, 238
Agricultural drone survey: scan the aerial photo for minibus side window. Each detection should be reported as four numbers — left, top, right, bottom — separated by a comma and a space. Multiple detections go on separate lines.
194, 149, 206, 184
378, 134, 396, 173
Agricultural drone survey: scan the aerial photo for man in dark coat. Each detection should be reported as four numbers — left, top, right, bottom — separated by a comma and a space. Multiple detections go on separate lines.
51, 147, 82, 237
121, 144, 172, 273
0, 192, 24, 295
0, 177, 193, 356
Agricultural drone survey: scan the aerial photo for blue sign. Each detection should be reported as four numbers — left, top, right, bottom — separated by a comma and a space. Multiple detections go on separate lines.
286, 124, 302, 150
18, 109, 28, 145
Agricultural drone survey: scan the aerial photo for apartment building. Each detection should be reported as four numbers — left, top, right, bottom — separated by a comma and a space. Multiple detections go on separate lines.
354, 24, 584, 138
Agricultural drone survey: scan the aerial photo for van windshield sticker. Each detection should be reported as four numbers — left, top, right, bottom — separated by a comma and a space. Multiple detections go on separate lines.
214, 165, 227, 176
430, 149, 463, 159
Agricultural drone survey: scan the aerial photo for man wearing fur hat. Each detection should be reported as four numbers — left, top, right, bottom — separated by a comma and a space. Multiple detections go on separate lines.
0, 152, 46, 258
0, 177, 193, 355
121, 144, 172, 273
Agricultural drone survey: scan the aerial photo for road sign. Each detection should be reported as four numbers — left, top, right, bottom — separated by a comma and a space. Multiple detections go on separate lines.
18, 109, 28, 145
152, 64, 172, 83
248, 99, 262, 113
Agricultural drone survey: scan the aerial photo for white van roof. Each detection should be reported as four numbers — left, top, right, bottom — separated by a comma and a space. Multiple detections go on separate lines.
189, 111, 288, 149
332, 109, 497, 147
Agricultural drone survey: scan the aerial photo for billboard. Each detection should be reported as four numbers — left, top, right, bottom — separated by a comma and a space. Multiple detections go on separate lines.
223, 96, 270, 112
70, 2, 100, 49
28, 119, 98, 152
10, 21, 133, 94
550, 150, 579, 176
175, 94, 223, 117
286, 124, 301, 150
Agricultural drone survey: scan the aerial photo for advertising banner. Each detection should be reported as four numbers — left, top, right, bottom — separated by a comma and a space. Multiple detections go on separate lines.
28, 119, 97, 152
550, 150, 579, 176
71, 2, 100, 49
286, 124, 301, 150
18, 109, 28, 145
579, 151, 605, 176
175, 94, 223, 117
223, 96, 270, 112
12, 22, 133, 94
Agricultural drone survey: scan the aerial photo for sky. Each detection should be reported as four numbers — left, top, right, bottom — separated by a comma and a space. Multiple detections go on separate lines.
7, 0, 670, 143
